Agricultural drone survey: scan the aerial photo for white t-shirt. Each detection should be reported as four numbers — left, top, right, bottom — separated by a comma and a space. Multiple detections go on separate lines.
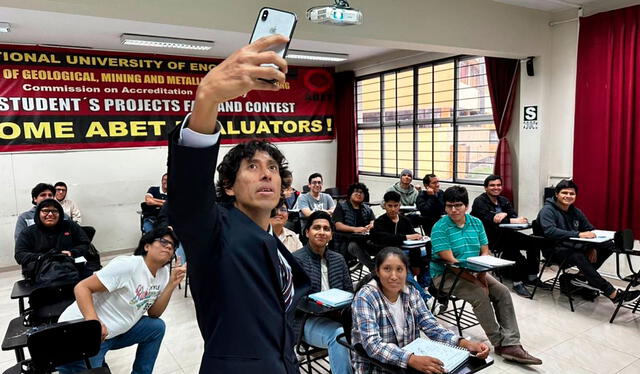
384, 295, 406, 338
59, 255, 170, 339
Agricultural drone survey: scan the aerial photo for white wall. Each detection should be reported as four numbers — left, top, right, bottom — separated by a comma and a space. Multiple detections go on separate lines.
0, 140, 336, 269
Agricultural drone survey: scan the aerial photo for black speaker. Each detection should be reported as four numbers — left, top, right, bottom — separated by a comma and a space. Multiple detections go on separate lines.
526, 57, 535, 76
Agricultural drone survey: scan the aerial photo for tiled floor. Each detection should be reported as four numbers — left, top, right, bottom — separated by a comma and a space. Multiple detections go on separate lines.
1, 261, 639, 374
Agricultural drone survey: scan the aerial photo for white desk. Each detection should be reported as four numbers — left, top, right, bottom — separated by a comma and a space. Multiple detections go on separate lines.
569, 229, 615, 243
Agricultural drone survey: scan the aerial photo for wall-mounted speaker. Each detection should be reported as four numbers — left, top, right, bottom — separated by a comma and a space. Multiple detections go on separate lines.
526, 57, 535, 76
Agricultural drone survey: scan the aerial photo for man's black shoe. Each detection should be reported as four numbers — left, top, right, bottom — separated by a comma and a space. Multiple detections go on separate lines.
611, 289, 640, 304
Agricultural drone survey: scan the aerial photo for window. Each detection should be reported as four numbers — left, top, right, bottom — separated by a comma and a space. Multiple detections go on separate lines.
356, 56, 497, 184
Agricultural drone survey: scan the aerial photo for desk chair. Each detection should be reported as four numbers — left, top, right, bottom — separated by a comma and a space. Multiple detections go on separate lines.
610, 229, 640, 323
296, 317, 331, 374
3, 320, 110, 374
528, 220, 572, 301
2, 283, 76, 362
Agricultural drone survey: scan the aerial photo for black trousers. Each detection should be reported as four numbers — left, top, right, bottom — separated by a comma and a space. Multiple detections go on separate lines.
494, 230, 543, 282
542, 242, 615, 295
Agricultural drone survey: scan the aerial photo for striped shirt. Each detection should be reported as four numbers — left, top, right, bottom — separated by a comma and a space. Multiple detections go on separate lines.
430, 214, 488, 279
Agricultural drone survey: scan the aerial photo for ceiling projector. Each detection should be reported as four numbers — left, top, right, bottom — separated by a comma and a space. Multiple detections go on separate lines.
307, 0, 363, 26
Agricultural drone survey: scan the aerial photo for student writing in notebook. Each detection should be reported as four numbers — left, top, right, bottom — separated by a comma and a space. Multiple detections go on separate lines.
352, 247, 489, 374
293, 211, 353, 374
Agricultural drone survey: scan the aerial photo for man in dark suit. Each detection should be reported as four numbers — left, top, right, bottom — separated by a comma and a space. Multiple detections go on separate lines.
167, 35, 310, 374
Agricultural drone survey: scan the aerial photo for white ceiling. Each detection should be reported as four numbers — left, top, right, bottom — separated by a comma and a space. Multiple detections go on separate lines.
493, 0, 604, 12
0, 6, 392, 67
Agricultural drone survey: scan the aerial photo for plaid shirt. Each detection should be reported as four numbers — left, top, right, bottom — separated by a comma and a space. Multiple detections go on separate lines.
351, 280, 459, 374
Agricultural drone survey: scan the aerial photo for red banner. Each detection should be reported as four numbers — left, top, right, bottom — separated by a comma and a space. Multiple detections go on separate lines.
0, 45, 335, 152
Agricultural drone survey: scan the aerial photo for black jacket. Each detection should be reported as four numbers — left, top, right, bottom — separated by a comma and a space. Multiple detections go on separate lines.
15, 199, 90, 276
471, 193, 517, 245
167, 125, 310, 374
292, 245, 353, 339
370, 214, 417, 247
536, 197, 594, 240
415, 190, 445, 234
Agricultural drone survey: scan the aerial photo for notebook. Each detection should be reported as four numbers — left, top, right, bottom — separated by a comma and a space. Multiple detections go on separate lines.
498, 223, 530, 229
308, 289, 354, 308
403, 237, 430, 247
403, 337, 469, 373
466, 256, 515, 268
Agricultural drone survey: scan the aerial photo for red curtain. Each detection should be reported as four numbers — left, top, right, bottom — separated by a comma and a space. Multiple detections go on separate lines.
485, 57, 520, 200
335, 71, 358, 192
574, 5, 640, 237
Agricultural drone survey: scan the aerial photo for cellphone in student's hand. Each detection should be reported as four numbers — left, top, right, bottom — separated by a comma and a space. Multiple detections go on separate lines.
249, 7, 297, 83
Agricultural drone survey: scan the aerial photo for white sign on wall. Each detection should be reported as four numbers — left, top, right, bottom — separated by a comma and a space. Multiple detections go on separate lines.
523, 105, 538, 129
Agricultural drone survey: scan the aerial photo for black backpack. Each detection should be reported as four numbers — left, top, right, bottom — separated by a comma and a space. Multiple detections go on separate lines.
31, 250, 80, 286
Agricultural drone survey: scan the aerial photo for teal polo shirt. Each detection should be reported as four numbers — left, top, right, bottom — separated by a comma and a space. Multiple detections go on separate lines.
430, 214, 489, 279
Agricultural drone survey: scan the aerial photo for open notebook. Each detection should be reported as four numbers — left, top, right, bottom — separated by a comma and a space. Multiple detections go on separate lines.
308, 289, 354, 308
403, 337, 469, 373
466, 256, 515, 268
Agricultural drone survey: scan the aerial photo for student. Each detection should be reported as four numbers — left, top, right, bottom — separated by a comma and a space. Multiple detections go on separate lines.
293, 211, 353, 374
54, 181, 82, 224
536, 179, 640, 304
166, 34, 310, 374
415, 173, 445, 235
352, 247, 489, 374
333, 182, 375, 258
282, 169, 300, 209
370, 191, 424, 278
297, 173, 336, 227
15, 199, 91, 281
431, 186, 541, 365
386, 169, 419, 206
471, 175, 543, 297
142, 174, 168, 233
271, 202, 303, 252
57, 227, 186, 374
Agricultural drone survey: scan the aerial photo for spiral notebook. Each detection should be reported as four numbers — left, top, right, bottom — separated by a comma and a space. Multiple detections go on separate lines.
403, 337, 469, 373
308, 289, 354, 308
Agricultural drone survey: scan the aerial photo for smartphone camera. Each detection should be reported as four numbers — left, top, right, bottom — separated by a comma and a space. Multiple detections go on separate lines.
261, 10, 269, 21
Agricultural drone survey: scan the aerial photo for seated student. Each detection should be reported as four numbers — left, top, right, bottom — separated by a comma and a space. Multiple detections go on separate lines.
293, 211, 353, 374
333, 182, 375, 258
15, 199, 92, 281
536, 179, 640, 304
370, 191, 424, 279
386, 169, 420, 206
57, 227, 186, 374
415, 174, 445, 235
431, 186, 541, 365
352, 247, 489, 374
271, 202, 303, 252
54, 181, 82, 223
14, 182, 70, 242
282, 169, 300, 209
297, 173, 336, 229
471, 175, 543, 297
142, 173, 168, 233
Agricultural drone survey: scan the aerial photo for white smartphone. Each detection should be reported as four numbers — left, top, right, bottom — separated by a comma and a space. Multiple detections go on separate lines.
249, 7, 297, 81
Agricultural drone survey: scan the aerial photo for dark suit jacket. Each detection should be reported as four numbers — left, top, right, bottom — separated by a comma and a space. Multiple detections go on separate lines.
167, 125, 310, 374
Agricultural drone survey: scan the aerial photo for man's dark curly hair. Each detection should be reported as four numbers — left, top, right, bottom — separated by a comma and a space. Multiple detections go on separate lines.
216, 140, 290, 203
347, 182, 369, 202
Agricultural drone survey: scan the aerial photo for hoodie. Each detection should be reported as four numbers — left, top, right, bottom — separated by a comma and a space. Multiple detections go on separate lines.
387, 182, 418, 206
536, 197, 594, 240
14, 199, 90, 274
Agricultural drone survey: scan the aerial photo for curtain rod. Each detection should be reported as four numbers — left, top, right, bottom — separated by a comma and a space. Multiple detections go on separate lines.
549, 6, 583, 27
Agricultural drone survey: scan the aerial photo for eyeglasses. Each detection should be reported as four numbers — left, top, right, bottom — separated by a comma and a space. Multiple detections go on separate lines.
55, 188, 67, 192
154, 238, 175, 250
445, 203, 465, 210
352, 190, 364, 195
41, 209, 60, 216
310, 181, 323, 185
277, 207, 288, 213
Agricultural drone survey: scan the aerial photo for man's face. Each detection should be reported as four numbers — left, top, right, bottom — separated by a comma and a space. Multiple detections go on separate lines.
350, 188, 365, 205
34, 190, 54, 205
55, 186, 67, 201
383, 200, 401, 219
400, 173, 412, 185
227, 151, 281, 214
485, 179, 502, 197
445, 201, 467, 222
39, 206, 60, 227
161, 175, 168, 193
309, 177, 323, 194
426, 177, 440, 192
555, 188, 576, 209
